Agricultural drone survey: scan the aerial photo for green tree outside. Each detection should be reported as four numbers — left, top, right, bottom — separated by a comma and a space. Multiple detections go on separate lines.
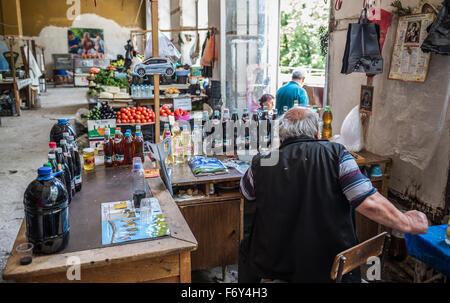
279, 0, 329, 71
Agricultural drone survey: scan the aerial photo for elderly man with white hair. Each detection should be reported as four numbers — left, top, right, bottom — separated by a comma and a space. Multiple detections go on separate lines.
275, 69, 309, 113
238, 107, 428, 283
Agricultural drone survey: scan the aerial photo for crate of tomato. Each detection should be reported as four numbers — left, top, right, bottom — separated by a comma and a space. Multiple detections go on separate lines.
116, 106, 155, 124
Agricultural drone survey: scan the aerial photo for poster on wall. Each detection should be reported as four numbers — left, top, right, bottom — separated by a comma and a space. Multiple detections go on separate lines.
68, 28, 104, 59
388, 13, 435, 82
360, 85, 374, 115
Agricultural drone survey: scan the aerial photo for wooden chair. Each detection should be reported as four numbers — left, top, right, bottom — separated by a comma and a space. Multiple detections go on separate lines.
330, 232, 391, 283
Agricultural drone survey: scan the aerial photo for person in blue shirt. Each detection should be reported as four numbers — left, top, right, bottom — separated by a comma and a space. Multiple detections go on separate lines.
68, 30, 81, 55
275, 69, 309, 114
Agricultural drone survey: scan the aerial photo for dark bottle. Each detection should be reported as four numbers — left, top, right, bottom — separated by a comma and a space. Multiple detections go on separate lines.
55, 147, 72, 204
47, 153, 65, 186
68, 135, 82, 192
242, 109, 250, 150
251, 109, 259, 151
50, 118, 76, 145
259, 106, 270, 149
271, 108, 278, 121
49, 142, 57, 155
23, 167, 70, 254
103, 128, 114, 167
222, 108, 231, 153
231, 109, 239, 152
60, 139, 75, 195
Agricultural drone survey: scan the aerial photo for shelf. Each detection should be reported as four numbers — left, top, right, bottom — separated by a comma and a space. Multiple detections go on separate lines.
174, 190, 242, 206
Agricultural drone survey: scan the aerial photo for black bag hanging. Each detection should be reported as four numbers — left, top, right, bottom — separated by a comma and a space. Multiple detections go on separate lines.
341, 8, 383, 75
421, 0, 450, 55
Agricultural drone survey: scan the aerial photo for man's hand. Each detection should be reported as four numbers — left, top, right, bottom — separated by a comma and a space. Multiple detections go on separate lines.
404, 210, 428, 234
356, 192, 428, 235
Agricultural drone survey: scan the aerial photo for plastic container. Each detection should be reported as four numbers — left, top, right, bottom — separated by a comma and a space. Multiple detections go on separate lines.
23, 167, 70, 254
50, 118, 76, 145
131, 157, 146, 208
83, 148, 95, 170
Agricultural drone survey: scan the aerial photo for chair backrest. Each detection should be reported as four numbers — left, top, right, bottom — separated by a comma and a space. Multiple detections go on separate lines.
330, 231, 389, 282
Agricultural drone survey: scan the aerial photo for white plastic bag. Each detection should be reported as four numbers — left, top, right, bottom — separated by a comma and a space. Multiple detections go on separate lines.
144, 31, 181, 61
334, 105, 364, 152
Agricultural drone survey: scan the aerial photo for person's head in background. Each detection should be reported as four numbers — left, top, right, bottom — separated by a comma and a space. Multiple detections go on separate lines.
279, 107, 320, 142
292, 68, 307, 87
259, 94, 275, 111
68, 30, 75, 41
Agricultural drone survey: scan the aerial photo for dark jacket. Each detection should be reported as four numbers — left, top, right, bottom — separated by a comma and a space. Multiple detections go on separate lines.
245, 135, 360, 282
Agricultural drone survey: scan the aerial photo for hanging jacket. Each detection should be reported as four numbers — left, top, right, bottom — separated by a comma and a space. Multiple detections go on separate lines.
421, 0, 450, 55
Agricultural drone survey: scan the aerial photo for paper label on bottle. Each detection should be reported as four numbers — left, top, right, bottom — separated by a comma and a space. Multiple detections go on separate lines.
64, 151, 72, 158
104, 156, 113, 164
114, 138, 122, 144
169, 115, 176, 125
115, 154, 124, 161
71, 180, 75, 190
75, 175, 82, 185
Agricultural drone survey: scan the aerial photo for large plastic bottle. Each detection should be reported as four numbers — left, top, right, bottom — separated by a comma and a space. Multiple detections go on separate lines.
131, 157, 146, 209
23, 167, 70, 254
192, 125, 203, 156
50, 118, 76, 144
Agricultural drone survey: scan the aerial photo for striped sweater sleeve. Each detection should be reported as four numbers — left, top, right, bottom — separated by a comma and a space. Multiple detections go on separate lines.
339, 149, 376, 208
240, 166, 256, 201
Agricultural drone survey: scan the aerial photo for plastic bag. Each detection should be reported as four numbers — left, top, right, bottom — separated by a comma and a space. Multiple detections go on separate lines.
144, 31, 181, 61
334, 105, 364, 152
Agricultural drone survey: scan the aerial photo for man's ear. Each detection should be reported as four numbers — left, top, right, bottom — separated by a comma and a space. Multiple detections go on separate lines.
314, 126, 320, 140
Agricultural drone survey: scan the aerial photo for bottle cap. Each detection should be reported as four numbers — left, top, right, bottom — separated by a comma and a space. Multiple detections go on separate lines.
105, 128, 110, 135
38, 167, 52, 176
194, 125, 199, 129
83, 148, 94, 153
43, 163, 52, 168
57, 118, 69, 124
116, 127, 121, 131
49, 142, 57, 148
125, 132, 130, 137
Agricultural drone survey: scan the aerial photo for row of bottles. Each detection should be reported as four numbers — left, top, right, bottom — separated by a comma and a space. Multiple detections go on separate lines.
131, 84, 153, 98
23, 119, 81, 254
103, 126, 145, 167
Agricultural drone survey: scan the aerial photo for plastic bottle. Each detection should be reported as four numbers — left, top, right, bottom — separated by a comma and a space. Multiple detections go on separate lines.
103, 128, 114, 167
140, 85, 145, 98
212, 110, 222, 151
60, 139, 75, 195
133, 130, 145, 163
241, 108, 250, 150
23, 167, 70, 254
123, 132, 134, 165
294, 100, 299, 108
192, 125, 203, 156
67, 135, 82, 192
231, 109, 239, 152
131, 157, 146, 209
321, 106, 333, 140
47, 153, 65, 186
131, 84, 135, 97
114, 129, 125, 166
251, 109, 260, 151
50, 118, 76, 145
162, 124, 172, 166
181, 125, 192, 163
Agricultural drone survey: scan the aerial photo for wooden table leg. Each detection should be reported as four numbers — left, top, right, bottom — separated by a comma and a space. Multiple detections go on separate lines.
13, 81, 21, 116
179, 251, 191, 283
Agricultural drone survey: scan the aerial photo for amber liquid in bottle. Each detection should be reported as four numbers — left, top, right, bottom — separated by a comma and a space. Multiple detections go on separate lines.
123, 133, 134, 165
103, 129, 114, 167
114, 130, 124, 166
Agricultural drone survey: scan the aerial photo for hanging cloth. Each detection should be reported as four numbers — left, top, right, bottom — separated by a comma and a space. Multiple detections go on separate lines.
421, 0, 450, 55
341, 8, 383, 75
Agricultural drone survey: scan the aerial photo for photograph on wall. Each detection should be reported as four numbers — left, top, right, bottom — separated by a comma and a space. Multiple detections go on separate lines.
68, 28, 104, 59
360, 85, 374, 114
388, 13, 435, 82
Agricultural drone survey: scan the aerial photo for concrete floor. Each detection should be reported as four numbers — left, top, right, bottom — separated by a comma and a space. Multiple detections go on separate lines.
0, 87, 88, 281
0, 87, 237, 282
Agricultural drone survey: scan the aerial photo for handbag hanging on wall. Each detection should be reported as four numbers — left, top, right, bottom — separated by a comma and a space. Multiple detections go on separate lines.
341, 8, 383, 75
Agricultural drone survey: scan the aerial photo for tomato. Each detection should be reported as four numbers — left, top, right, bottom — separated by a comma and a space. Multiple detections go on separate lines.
170, 113, 175, 116
117, 119, 122, 124
136, 119, 141, 123
162, 113, 168, 117
142, 119, 147, 123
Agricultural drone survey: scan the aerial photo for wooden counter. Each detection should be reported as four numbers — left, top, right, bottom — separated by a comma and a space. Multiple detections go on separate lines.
2, 166, 197, 283
170, 160, 243, 273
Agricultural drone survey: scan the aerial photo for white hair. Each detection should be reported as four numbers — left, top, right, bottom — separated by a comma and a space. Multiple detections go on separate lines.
279, 108, 320, 141
292, 68, 308, 80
